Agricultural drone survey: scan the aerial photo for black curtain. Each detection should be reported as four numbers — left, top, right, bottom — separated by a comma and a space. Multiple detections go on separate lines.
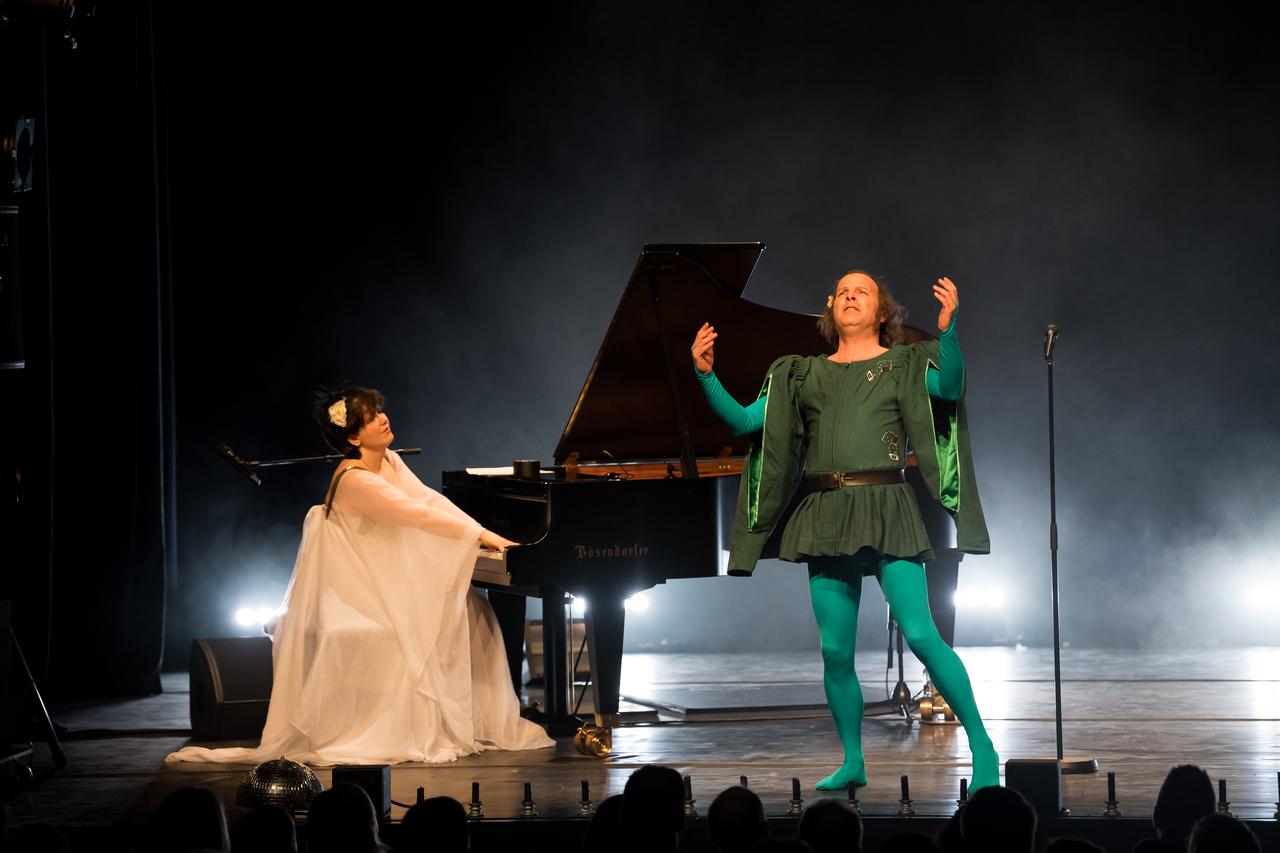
1, 1, 173, 699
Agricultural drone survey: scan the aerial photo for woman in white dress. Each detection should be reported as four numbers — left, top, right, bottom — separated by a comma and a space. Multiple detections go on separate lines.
168, 387, 554, 765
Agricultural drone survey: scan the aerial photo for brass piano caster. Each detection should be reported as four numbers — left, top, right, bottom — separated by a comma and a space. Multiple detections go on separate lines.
574, 713, 619, 757
919, 685, 955, 724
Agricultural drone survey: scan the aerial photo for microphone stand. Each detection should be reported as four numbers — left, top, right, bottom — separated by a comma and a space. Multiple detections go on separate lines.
216, 444, 422, 485
1043, 325, 1097, 783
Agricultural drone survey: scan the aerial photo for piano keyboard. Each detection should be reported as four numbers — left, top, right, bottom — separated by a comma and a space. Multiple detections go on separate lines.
472, 548, 511, 586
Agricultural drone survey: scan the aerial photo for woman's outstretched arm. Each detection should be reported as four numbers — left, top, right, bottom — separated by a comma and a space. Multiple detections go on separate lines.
334, 469, 484, 540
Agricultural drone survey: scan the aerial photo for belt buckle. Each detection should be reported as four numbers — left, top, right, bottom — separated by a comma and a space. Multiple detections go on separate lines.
839, 472, 857, 487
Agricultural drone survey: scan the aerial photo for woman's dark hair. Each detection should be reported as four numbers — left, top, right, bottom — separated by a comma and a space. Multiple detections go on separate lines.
314, 387, 385, 459
816, 269, 907, 350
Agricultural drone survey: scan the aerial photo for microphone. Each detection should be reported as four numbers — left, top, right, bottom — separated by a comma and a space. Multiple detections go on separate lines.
1043, 323, 1059, 364
216, 443, 261, 486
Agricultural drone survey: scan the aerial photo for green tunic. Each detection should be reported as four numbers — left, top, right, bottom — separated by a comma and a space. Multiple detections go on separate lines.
779, 348, 934, 563
727, 340, 990, 576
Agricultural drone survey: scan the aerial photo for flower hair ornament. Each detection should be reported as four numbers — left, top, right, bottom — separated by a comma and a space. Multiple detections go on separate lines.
826, 294, 834, 309
328, 398, 348, 428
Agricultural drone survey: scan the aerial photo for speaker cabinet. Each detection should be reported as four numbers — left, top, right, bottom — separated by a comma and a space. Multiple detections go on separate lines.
189, 637, 273, 740
332, 765, 392, 822
1004, 758, 1063, 819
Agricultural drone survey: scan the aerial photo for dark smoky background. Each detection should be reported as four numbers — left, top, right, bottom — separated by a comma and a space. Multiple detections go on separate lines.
163, 2, 1280, 666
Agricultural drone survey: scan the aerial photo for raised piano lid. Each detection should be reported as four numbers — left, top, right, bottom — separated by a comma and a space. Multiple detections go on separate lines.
553, 242, 832, 466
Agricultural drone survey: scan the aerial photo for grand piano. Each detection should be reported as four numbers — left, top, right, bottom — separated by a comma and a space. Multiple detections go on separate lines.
442, 242, 960, 743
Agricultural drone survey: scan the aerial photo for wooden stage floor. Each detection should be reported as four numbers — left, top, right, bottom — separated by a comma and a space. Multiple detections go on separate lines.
7, 646, 1280, 844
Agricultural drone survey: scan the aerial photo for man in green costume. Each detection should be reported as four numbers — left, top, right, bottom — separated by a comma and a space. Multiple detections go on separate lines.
691, 272, 998, 792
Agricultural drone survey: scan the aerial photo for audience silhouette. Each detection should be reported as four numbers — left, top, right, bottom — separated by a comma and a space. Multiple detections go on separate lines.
398, 796, 468, 852
231, 805, 297, 853
707, 785, 769, 853
750, 840, 812, 852
582, 794, 626, 853
1133, 765, 1217, 853
1043, 838, 1105, 853
621, 765, 688, 853
306, 783, 387, 853
1188, 812, 1261, 853
960, 786, 1037, 853
19, 760, 1267, 853
879, 829, 939, 852
796, 798, 863, 853
141, 785, 230, 853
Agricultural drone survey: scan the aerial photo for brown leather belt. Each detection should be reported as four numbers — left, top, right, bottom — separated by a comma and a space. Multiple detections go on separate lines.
805, 468, 905, 492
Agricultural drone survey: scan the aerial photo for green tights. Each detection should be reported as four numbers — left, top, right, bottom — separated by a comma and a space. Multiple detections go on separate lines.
808, 556, 999, 791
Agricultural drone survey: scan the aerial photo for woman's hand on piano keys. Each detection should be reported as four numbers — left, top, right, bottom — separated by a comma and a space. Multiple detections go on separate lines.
692, 322, 717, 375
480, 529, 519, 553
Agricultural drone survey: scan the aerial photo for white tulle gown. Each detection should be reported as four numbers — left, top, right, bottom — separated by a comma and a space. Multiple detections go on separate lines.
167, 450, 554, 766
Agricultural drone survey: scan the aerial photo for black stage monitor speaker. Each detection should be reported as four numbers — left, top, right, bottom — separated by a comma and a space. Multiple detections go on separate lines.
1004, 758, 1063, 820
333, 765, 391, 822
190, 637, 272, 740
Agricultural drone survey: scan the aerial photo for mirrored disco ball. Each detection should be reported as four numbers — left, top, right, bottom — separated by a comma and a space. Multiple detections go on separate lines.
235, 757, 323, 811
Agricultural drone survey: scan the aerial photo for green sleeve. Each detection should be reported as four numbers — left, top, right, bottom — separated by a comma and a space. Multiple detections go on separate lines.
925, 315, 964, 401
695, 368, 766, 436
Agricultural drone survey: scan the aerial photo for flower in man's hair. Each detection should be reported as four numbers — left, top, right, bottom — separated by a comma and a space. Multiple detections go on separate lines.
328, 399, 348, 428
826, 294, 834, 308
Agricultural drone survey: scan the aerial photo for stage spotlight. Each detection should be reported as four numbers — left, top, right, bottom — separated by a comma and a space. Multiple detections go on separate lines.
954, 587, 1006, 609
570, 595, 587, 617
234, 605, 281, 628
625, 593, 651, 613
1246, 584, 1279, 610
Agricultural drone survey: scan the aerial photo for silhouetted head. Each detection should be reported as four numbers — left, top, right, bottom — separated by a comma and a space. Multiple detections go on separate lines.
1188, 813, 1261, 853
818, 270, 907, 349
707, 785, 768, 853
306, 783, 385, 853
879, 830, 939, 853
7, 825, 73, 853
315, 387, 388, 458
935, 810, 964, 853
231, 805, 296, 853
399, 796, 468, 852
145, 786, 230, 853
582, 794, 625, 853
1042, 838, 1105, 853
1152, 765, 1216, 841
797, 798, 863, 853
622, 765, 686, 851
960, 786, 1036, 853
751, 841, 813, 853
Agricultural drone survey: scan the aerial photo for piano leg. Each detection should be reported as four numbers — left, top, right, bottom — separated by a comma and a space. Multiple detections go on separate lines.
926, 552, 961, 648
487, 589, 526, 698
584, 590, 626, 722
538, 584, 578, 735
